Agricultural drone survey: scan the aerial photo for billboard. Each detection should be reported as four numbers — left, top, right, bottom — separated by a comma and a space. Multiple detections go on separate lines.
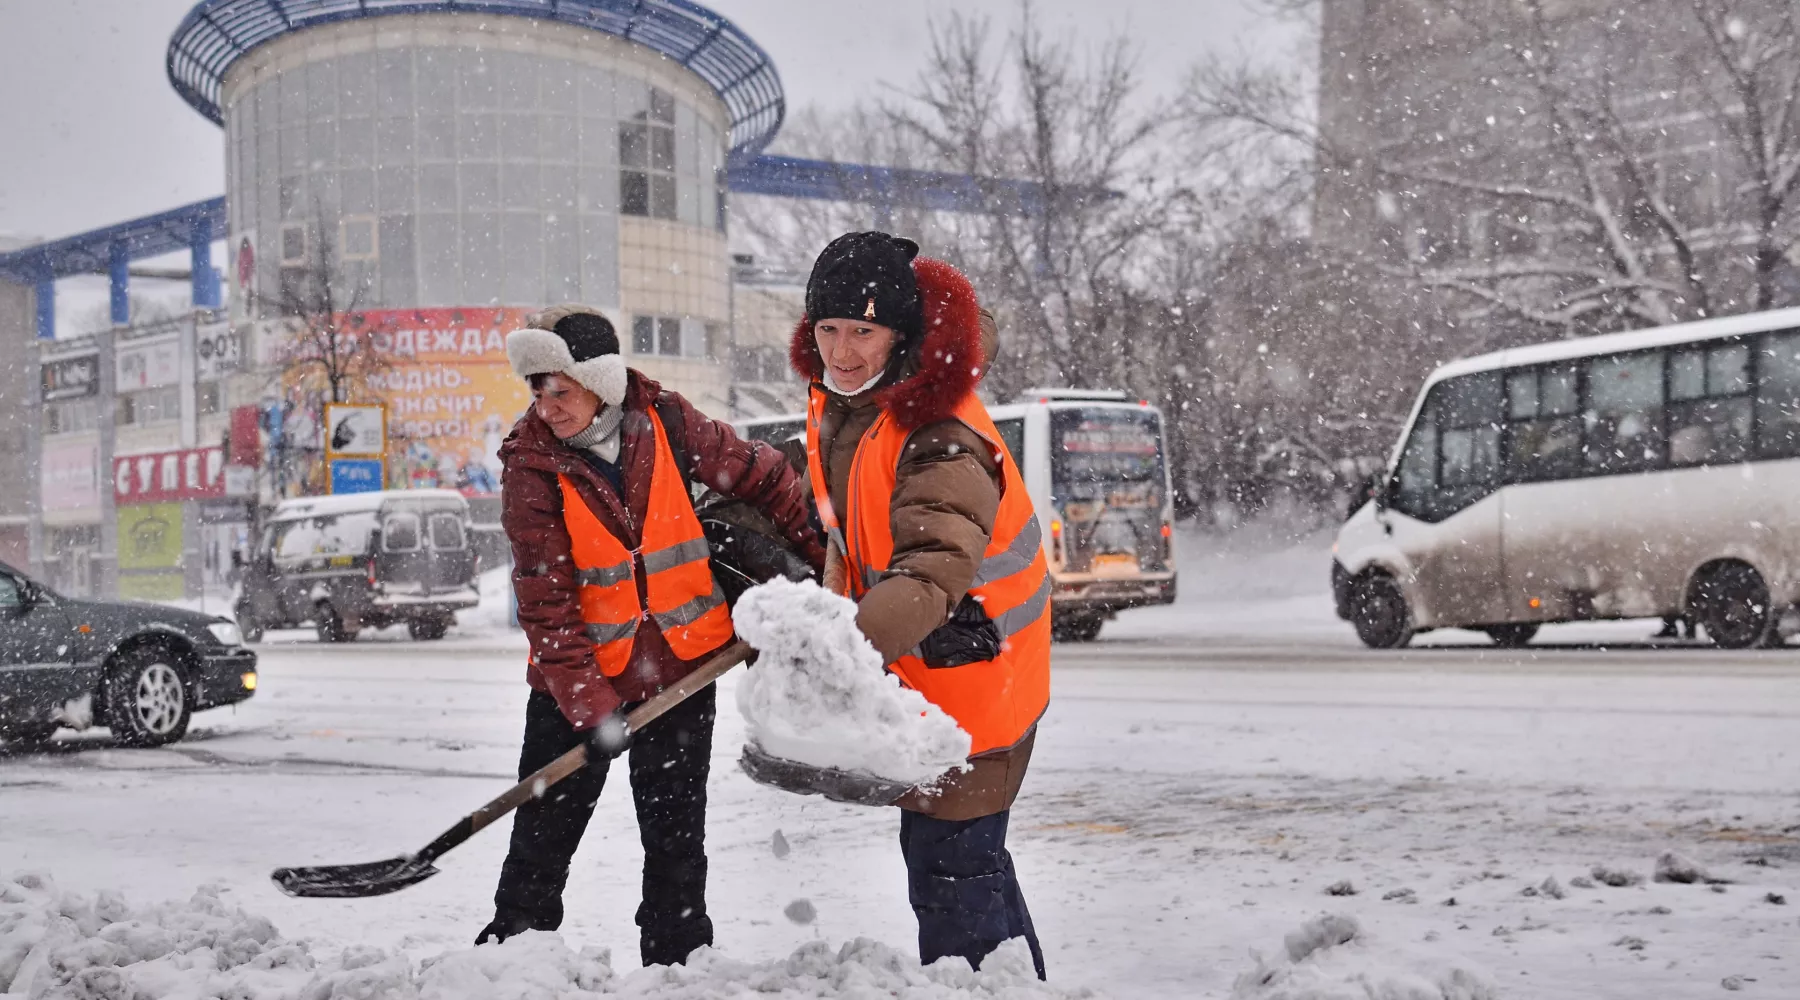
42, 440, 101, 512
117, 503, 184, 601
343, 308, 535, 495
116, 335, 182, 392
113, 447, 227, 504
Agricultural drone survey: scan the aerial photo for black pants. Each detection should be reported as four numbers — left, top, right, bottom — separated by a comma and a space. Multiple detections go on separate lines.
899, 809, 1045, 979
491, 685, 715, 967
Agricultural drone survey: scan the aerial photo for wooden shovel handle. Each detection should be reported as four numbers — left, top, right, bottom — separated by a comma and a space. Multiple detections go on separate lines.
462, 641, 752, 838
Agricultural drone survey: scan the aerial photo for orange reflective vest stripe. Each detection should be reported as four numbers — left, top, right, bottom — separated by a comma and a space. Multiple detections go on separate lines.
806, 386, 1052, 756
558, 407, 733, 677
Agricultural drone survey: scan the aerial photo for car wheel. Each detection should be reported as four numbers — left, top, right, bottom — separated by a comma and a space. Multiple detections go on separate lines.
1351, 574, 1414, 649
1, 719, 60, 749
315, 602, 356, 643
103, 646, 192, 747
1484, 623, 1539, 648
1695, 563, 1775, 649
236, 606, 265, 644
408, 616, 451, 641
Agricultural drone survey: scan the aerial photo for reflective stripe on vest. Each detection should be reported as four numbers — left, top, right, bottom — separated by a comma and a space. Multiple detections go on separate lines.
805, 386, 1052, 756
558, 405, 734, 678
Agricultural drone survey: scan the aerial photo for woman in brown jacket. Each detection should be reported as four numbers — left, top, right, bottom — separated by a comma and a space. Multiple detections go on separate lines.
483, 305, 822, 965
792, 232, 1049, 979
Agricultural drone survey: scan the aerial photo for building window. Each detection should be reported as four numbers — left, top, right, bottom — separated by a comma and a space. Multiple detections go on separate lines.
631, 314, 695, 357
45, 398, 99, 435
339, 216, 378, 260
197, 381, 224, 417
279, 223, 308, 266
117, 386, 182, 426
620, 87, 677, 220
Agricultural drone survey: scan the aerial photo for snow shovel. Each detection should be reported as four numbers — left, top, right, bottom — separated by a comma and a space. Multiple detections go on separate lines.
738, 743, 918, 807
271, 640, 753, 898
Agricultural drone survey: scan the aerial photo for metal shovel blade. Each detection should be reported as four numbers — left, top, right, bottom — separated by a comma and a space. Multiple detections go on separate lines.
271, 855, 440, 898
739, 743, 914, 807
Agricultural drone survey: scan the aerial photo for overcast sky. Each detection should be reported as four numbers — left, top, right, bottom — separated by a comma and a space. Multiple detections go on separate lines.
0, 0, 1299, 242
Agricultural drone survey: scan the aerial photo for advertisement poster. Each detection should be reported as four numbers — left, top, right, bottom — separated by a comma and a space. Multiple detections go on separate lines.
325, 403, 386, 457
117, 503, 184, 601
42, 440, 101, 514
116, 335, 182, 392
340, 308, 535, 495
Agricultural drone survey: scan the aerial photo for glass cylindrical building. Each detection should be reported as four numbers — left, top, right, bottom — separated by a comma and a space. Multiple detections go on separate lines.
168, 0, 783, 488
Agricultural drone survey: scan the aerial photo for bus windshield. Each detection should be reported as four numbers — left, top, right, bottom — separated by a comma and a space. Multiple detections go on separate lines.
1052, 407, 1164, 494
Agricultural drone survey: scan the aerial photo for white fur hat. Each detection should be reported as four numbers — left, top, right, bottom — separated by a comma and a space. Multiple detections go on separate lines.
505, 307, 628, 407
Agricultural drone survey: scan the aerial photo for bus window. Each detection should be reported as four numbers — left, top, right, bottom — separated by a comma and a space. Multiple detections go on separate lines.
1504, 363, 1581, 481
1585, 351, 1665, 472
1669, 341, 1751, 466
1391, 372, 1500, 522
993, 418, 1025, 469
1051, 408, 1163, 496
1756, 330, 1800, 458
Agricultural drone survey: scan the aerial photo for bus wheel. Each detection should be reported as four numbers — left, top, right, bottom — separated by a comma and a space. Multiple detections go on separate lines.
1694, 563, 1775, 649
1052, 615, 1104, 643
1351, 574, 1414, 649
1483, 623, 1539, 648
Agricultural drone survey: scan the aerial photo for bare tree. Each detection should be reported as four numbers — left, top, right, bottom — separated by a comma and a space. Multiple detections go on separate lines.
1190, 0, 1800, 344
250, 216, 391, 496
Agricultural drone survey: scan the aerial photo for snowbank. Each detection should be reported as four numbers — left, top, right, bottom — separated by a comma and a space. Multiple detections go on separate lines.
1232, 914, 1495, 1000
734, 578, 970, 786
0, 875, 1090, 999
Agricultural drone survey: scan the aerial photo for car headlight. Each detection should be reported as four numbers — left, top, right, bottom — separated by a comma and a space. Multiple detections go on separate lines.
207, 622, 244, 646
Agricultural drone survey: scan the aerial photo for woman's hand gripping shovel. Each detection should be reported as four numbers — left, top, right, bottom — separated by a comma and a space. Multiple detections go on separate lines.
270, 641, 753, 899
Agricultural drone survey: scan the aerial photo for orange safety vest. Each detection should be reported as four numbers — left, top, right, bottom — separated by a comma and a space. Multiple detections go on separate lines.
806, 386, 1052, 756
558, 407, 733, 677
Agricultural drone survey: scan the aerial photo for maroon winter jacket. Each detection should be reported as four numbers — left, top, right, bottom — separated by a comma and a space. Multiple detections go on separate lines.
500, 370, 825, 728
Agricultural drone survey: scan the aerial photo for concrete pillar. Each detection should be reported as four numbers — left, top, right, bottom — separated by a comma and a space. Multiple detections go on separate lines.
95, 327, 118, 599
34, 279, 54, 340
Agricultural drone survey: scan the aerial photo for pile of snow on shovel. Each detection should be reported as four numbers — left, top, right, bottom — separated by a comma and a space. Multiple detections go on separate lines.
734, 578, 970, 786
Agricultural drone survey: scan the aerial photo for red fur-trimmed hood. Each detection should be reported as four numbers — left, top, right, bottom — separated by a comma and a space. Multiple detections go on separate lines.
789, 256, 986, 431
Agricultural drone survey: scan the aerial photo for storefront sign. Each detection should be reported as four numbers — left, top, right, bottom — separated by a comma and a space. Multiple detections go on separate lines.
196, 324, 243, 379
42, 354, 99, 401
116, 335, 182, 392
330, 458, 385, 495
325, 402, 387, 457
113, 446, 227, 504
42, 440, 101, 511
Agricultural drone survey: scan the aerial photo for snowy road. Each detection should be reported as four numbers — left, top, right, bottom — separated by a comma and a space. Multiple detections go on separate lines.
4, 617, 1797, 998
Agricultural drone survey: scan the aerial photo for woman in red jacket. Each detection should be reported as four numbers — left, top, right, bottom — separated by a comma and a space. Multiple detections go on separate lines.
482, 305, 822, 965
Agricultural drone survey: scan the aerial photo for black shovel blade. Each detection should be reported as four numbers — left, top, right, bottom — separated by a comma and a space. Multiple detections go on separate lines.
739, 743, 914, 807
271, 855, 440, 898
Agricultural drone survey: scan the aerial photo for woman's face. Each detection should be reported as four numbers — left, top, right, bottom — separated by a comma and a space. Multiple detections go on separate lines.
814, 319, 899, 394
533, 373, 602, 438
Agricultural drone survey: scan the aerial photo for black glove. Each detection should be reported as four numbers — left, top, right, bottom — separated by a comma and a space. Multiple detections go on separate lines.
587, 710, 632, 762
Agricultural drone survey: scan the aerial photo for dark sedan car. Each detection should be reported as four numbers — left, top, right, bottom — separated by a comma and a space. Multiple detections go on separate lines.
0, 562, 257, 748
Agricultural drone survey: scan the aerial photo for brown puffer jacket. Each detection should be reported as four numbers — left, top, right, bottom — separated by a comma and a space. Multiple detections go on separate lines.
500, 370, 825, 729
792, 263, 1039, 821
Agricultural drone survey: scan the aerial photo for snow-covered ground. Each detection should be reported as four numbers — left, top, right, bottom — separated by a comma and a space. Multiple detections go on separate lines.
4, 525, 1798, 997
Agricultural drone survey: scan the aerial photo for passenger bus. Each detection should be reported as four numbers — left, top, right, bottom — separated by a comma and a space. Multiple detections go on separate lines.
1334, 306, 1800, 649
738, 389, 1177, 641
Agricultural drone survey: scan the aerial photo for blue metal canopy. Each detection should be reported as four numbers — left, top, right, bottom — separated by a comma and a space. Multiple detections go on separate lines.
166, 0, 786, 165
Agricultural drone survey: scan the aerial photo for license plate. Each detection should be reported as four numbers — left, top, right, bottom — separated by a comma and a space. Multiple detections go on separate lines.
1093, 554, 1135, 568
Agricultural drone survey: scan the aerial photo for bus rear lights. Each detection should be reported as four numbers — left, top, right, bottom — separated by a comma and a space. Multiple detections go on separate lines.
1159, 523, 1172, 538
1528, 597, 1542, 609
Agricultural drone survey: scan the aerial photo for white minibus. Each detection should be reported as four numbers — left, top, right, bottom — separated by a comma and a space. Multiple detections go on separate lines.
1335, 306, 1800, 648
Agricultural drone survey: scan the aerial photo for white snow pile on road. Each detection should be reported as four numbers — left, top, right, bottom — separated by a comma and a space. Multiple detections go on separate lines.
734, 578, 970, 786
0, 875, 1089, 999
1232, 914, 1496, 1000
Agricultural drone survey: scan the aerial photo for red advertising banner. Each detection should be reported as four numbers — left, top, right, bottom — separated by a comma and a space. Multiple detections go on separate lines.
114, 446, 227, 504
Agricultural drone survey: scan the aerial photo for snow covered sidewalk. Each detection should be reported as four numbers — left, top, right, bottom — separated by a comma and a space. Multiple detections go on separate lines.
0, 875, 1080, 999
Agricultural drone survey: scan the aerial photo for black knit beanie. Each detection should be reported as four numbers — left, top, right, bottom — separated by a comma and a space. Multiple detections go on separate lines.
804, 232, 924, 341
